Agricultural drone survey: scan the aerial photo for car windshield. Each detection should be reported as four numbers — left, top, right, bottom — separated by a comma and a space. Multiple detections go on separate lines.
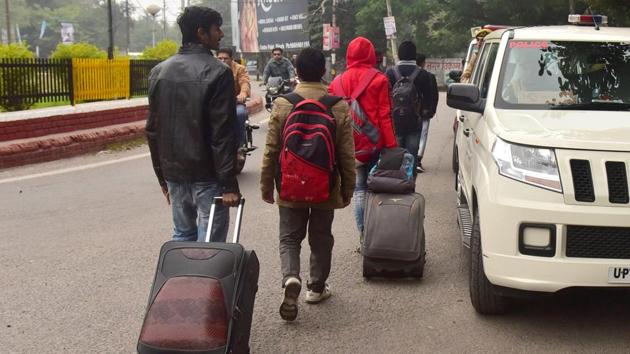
496, 40, 630, 110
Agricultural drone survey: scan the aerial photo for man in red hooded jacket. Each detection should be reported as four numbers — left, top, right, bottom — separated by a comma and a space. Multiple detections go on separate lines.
329, 37, 397, 245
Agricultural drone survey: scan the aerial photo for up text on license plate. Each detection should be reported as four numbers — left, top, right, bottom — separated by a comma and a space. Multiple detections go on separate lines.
608, 267, 630, 283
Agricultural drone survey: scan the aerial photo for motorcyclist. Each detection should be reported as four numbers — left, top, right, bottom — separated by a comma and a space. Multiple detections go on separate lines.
262, 47, 296, 89
217, 47, 250, 162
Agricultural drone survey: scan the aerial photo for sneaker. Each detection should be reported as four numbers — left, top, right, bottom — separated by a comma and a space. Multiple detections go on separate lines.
279, 277, 301, 321
416, 163, 425, 173
305, 284, 331, 304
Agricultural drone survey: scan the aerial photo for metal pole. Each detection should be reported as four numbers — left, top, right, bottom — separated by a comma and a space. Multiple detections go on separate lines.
332, 0, 336, 67
4, 0, 11, 44
181, 0, 185, 11
385, 0, 398, 62
107, 0, 114, 59
569, 0, 576, 14
163, 0, 167, 40
152, 16, 156, 47
125, 0, 130, 55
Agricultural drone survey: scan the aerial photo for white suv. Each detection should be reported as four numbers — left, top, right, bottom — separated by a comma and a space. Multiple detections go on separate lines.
448, 18, 630, 314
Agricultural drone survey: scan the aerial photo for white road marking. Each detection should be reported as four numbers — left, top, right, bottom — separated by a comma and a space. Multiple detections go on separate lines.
1, 116, 270, 185
0, 153, 150, 185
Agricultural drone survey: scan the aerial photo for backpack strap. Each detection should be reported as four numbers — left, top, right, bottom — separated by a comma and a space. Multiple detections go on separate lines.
408, 66, 421, 83
393, 66, 402, 82
319, 95, 343, 109
280, 92, 305, 106
350, 68, 380, 100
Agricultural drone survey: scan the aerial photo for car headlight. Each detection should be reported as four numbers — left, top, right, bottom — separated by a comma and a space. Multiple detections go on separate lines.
492, 138, 562, 193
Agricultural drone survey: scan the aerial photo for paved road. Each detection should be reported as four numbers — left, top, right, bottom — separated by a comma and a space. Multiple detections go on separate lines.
1, 93, 629, 353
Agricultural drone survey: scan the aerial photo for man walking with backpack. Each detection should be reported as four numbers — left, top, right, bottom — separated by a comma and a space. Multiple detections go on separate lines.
260, 48, 355, 322
385, 41, 433, 173
415, 53, 439, 173
329, 37, 397, 242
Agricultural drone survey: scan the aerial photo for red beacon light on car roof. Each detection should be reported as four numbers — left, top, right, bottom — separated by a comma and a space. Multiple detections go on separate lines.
482, 24, 510, 31
568, 14, 608, 30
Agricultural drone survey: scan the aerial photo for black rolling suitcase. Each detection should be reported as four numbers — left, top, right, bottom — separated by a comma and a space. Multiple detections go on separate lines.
362, 192, 426, 278
138, 197, 259, 354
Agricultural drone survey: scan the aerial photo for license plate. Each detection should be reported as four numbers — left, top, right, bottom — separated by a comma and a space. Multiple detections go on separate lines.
608, 267, 630, 283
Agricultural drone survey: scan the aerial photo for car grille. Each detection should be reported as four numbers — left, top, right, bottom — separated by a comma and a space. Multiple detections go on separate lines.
570, 159, 595, 202
606, 162, 629, 204
566, 225, 630, 259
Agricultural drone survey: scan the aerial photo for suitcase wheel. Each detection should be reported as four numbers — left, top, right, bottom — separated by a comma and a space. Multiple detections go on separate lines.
363, 262, 375, 279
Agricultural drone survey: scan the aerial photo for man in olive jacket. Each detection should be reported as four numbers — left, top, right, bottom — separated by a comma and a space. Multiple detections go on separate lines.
260, 48, 355, 322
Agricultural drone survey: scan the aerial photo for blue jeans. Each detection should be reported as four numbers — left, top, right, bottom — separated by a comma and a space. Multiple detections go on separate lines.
396, 131, 421, 168
353, 161, 375, 241
166, 181, 229, 242
417, 119, 431, 161
236, 104, 248, 147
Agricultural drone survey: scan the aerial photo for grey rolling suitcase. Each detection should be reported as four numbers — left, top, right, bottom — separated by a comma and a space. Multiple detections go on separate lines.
362, 192, 426, 278
137, 197, 259, 354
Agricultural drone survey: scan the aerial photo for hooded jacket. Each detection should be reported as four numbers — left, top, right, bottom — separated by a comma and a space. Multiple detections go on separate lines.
329, 37, 397, 155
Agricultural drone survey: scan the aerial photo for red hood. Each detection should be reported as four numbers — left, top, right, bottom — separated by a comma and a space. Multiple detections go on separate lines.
346, 37, 376, 69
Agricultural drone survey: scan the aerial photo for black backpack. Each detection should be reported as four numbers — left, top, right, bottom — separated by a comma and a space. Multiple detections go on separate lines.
391, 66, 421, 132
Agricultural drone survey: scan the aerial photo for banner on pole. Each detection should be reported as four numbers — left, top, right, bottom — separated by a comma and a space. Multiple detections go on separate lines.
383, 16, 396, 39
323, 24, 340, 51
61, 22, 74, 44
323, 24, 331, 51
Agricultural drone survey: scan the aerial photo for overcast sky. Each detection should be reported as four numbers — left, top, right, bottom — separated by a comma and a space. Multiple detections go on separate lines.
130, 0, 193, 23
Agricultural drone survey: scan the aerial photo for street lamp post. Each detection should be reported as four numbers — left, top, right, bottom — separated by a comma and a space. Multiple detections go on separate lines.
146, 4, 161, 48
4, 0, 11, 44
385, 0, 398, 62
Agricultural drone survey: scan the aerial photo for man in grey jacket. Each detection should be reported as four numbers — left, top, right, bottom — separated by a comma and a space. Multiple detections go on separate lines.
262, 47, 296, 85
146, 6, 240, 243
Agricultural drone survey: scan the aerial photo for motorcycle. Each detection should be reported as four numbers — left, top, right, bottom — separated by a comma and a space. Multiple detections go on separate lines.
236, 108, 259, 174
263, 76, 294, 112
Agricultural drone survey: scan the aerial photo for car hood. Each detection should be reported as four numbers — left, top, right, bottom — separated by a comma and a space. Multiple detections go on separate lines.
491, 109, 630, 152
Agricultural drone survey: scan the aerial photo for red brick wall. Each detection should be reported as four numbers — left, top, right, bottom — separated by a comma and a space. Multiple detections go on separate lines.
0, 122, 146, 169
0, 106, 148, 142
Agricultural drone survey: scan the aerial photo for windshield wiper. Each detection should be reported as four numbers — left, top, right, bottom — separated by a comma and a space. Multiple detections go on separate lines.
549, 101, 630, 111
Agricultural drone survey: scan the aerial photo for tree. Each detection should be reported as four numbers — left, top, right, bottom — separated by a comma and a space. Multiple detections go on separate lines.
0, 42, 37, 111
140, 39, 178, 60
0, 42, 35, 58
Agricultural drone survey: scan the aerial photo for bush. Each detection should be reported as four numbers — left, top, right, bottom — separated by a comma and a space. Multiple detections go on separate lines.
0, 42, 37, 111
0, 42, 35, 59
50, 42, 107, 59
141, 40, 178, 60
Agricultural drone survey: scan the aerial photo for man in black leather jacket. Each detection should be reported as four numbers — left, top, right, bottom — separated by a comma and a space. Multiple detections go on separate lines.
146, 6, 240, 242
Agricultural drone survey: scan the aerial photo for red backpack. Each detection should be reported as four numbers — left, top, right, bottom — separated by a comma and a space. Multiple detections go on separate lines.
278, 93, 342, 203
331, 68, 381, 163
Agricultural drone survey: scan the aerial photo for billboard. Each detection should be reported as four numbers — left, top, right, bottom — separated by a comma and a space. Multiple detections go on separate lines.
238, 0, 309, 53
60, 22, 74, 44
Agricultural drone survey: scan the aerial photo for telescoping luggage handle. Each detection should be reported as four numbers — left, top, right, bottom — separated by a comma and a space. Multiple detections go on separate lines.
205, 197, 245, 244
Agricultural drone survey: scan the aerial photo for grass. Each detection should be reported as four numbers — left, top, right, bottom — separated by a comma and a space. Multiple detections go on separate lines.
105, 136, 147, 152
30, 100, 72, 109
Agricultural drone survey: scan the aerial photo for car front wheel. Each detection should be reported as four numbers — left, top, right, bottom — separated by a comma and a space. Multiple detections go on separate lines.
470, 211, 508, 315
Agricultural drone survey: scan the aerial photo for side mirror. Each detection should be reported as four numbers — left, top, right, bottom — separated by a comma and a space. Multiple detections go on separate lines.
448, 70, 462, 83
447, 84, 484, 114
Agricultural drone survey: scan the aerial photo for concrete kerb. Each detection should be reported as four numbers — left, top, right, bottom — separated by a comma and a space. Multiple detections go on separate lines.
0, 96, 264, 170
